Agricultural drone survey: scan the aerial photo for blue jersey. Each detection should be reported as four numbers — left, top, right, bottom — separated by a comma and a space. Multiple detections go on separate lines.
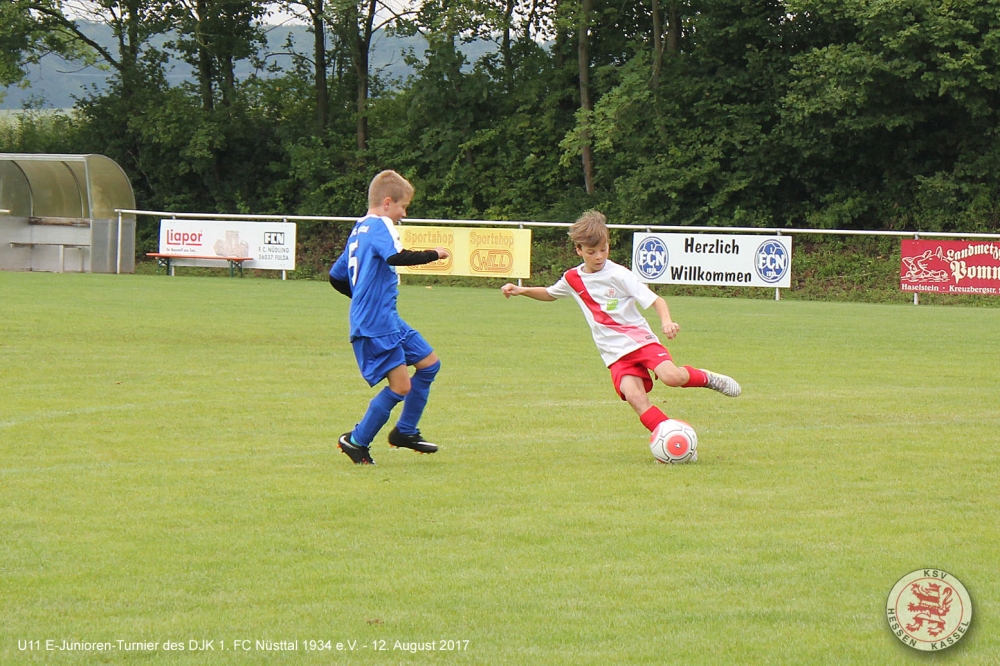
330, 215, 405, 340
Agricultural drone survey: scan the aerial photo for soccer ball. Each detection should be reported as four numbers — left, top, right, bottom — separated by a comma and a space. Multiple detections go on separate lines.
650, 419, 698, 464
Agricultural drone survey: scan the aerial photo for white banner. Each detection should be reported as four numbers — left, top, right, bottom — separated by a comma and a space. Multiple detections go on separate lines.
632, 233, 792, 287
158, 220, 297, 270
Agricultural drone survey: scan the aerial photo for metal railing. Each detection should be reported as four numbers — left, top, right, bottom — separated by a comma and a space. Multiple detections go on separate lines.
116, 208, 1000, 302
115, 208, 1000, 238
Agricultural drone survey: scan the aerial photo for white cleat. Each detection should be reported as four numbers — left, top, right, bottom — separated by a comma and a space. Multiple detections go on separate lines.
706, 371, 741, 397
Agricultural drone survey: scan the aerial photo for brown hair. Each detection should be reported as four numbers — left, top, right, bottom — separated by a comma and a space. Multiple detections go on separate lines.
568, 210, 609, 248
368, 170, 415, 208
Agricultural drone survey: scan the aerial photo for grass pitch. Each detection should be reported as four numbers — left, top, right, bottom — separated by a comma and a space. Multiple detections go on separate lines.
1, 271, 998, 665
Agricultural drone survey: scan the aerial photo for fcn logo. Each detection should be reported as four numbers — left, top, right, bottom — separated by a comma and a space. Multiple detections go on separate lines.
886, 569, 972, 651
634, 236, 669, 280
754, 239, 789, 283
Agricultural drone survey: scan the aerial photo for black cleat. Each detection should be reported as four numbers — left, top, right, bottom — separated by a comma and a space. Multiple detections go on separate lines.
338, 432, 375, 465
388, 426, 439, 454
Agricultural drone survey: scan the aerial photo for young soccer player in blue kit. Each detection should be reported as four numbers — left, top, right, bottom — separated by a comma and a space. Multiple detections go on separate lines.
329, 170, 450, 465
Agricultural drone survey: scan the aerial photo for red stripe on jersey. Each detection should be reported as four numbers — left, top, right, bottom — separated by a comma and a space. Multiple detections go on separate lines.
564, 268, 653, 345
564, 268, 620, 327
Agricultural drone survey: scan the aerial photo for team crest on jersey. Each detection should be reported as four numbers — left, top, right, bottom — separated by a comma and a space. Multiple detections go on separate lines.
605, 288, 617, 298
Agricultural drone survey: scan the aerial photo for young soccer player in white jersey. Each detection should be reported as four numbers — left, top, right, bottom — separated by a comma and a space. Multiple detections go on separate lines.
501, 210, 740, 437
328, 170, 450, 465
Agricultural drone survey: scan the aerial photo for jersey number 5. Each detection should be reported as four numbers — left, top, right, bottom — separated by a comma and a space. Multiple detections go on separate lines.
347, 240, 360, 286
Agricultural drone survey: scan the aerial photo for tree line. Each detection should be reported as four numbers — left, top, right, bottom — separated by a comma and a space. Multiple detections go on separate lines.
4, 0, 1000, 240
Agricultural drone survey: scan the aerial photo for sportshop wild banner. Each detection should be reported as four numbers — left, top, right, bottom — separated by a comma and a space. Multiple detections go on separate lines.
900, 240, 1000, 296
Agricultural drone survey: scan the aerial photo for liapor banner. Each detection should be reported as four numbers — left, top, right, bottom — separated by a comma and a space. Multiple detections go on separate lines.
900, 240, 1000, 295
158, 219, 297, 270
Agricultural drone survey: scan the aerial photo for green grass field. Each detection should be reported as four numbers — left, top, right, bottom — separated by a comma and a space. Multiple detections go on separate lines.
2, 271, 998, 664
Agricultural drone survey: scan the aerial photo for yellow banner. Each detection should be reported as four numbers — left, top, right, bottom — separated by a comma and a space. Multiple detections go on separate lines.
396, 226, 532, 278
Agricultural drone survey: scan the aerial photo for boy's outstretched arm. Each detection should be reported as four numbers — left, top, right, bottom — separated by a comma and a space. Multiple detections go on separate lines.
386, 246, 451, 266
651, 297, 680, 339
501, 283, 557, 301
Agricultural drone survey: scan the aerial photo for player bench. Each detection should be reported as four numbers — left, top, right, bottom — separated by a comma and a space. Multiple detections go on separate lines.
28, 216, 91, 228
10, 242, 89, 272
146, 253, 252, 277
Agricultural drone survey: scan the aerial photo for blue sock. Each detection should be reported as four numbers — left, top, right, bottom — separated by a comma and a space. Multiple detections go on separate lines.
352, 387, 405, 446
397, 361, 440, 435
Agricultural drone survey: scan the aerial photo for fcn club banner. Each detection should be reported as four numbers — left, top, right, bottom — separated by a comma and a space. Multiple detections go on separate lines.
632, 233, 793, 288
158, 219, 297, 270
901, 239, 1000, 295
395, 226, 532, 278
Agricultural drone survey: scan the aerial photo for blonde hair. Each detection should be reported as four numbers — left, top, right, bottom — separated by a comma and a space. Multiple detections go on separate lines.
368, 170, 415, 208
569, 210, 609, 248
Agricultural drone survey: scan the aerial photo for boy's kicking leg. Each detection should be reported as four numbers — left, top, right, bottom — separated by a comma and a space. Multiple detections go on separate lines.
619, 374, 670, 433
654, 361, 741, 397
388, 352, 441, 454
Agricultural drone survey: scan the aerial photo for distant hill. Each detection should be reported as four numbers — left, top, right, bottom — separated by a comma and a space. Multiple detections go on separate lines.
1, 21, 492, 110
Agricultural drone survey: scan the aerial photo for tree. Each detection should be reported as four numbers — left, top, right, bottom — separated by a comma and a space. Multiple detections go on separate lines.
0, 0, 89, 98
298, 0, 416, 152
21, 0, 175, 102
343, 0, 378, 150
650, 0, 681, 89
367, 0, 583, 219
170, 0, 267, 111
581, 0, 805, 226
576, 0, 594, 194
274, 0, 334, 133
780, 0, 1000, 230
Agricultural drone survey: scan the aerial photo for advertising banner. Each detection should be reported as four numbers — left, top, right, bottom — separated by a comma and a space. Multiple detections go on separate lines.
632, 233, 792, 288
395, 226, 532, 278
901, 239, 1000, 295
158, 220, 297, 270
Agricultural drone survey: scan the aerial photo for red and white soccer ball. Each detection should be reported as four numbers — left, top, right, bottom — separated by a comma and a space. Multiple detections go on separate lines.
650, 419, 698, 464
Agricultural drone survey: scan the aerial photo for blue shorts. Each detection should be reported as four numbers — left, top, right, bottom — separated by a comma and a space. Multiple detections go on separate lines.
352, 324, 434, 387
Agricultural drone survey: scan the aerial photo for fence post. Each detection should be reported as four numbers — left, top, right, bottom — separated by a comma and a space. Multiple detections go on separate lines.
775, 230, 782, 301
170, 214, 177, 276
913, 233, 920, 306
518, 223, 524, 287
282, 218, 288, 280
116, 210, 123, 274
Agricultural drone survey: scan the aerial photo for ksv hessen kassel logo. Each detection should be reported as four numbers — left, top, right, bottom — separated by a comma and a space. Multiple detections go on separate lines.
634, 237, 669, 280
886, 569, 972, 651
755, 239, 789, 283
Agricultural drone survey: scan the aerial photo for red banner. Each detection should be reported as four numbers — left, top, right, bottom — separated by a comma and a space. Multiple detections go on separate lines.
901, 239, 1000, 295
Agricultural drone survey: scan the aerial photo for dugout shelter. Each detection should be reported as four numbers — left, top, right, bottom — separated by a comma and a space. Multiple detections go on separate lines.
0, 153, 136, 273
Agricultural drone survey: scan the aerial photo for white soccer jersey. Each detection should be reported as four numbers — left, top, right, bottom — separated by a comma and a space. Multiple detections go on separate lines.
546, 260, 661, 366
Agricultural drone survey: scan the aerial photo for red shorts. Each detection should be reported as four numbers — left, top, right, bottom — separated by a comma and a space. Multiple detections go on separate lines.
609, 343, 673, 400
